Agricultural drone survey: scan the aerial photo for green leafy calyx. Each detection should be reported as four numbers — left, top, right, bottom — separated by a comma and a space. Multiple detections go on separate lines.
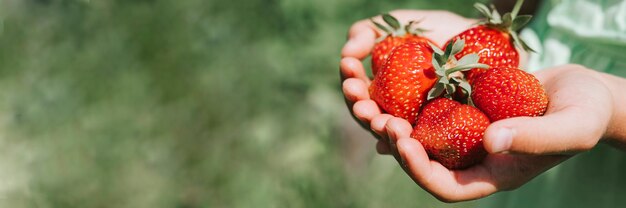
427, 39, 489, 105
371, 13, 427, 40
474, 0, 535, 52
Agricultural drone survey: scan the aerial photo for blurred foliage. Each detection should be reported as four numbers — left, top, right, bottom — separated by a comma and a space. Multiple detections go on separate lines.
0, 0, 486, 207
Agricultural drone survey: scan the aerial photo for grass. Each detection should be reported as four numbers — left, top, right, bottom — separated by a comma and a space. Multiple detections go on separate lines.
0, 0, 485, 207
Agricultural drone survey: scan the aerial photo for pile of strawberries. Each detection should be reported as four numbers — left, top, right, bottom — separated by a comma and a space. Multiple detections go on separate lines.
368, 1, 548, 169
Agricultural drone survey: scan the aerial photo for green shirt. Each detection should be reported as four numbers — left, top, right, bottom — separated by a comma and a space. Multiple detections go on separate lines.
481, 0, 626, 207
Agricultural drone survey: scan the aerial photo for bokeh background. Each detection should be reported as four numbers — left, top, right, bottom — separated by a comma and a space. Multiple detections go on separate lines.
0, 0, 488, 207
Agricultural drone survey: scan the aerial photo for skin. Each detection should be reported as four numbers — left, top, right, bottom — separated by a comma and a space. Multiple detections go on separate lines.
340, 10, 626, 202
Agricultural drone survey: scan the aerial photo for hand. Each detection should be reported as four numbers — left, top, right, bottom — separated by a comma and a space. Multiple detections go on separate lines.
340, 10, 477, 153
387, 65, 616, 202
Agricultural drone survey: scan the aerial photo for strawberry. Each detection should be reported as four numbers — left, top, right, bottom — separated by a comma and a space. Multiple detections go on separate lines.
371, 14, 435, 75
369, 41, 436, 125
471, 67, 548, 122
411, 98, 490, 169
409, 40, 490, 169
445, 0, 534, 82
368, 38, 488, 125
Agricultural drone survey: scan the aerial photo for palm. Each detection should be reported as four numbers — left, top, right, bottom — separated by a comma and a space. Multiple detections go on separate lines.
381, 116, 566, 202
383, 64, 612, 201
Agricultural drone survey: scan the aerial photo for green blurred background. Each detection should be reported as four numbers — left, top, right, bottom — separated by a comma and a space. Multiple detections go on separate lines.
0, 0, 487, 207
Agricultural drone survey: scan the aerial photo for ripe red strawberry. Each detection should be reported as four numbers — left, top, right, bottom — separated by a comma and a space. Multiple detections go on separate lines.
445, 0, 534, 82
448, 25, 519, 82
411, 98, 490, 169
471, 67, 548, 122
371, 14, 435, 75
369, 41, 436, 125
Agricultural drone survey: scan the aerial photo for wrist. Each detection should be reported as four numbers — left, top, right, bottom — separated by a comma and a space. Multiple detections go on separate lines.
596, 70, 626, 148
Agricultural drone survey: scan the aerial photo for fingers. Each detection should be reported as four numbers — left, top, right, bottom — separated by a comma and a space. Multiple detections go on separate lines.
371, 114, 393, 154
372, 116, 412, 155
397, 138, 567, 202
371, 114, 393, 138
342, 78, 370, 106
341, 20, 376, 59
483, 108, 607, 155
341, 56, 375, 133
396, 138, 498, 202
352, 100, 381, 124
382, 117, 413, 162
395, 138, 433, 180
340, 57, 370, 82
385, 118, 413, 143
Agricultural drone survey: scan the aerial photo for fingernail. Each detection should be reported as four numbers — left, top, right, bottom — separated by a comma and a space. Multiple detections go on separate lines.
491, 128, 513, 153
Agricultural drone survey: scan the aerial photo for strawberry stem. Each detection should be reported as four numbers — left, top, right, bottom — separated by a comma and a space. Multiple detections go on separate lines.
511, 0, 524, 18
446, 63, 489, 75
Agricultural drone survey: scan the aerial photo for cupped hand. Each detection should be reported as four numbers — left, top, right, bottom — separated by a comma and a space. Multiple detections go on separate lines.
340, 10, 477, 153
387, 64, 614, 202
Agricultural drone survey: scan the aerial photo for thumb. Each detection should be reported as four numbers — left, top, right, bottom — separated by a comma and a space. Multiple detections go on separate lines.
483, 107, 607, 155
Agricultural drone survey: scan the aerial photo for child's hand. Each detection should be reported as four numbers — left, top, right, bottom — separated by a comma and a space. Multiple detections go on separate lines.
340, 10, 476, 153
387, 65, 616, 202
340, 9, 626, 204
